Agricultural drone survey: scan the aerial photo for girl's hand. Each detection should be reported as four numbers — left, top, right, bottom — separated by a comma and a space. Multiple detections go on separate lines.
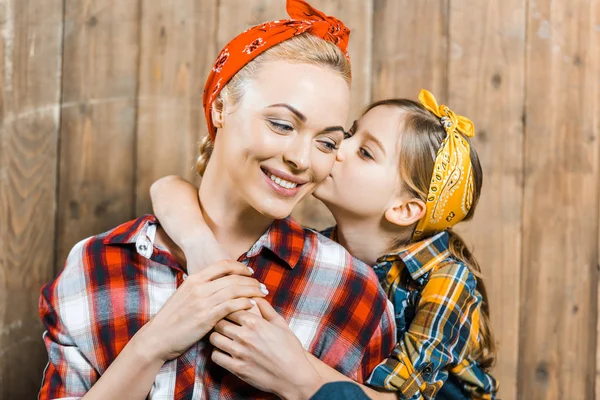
136, 260, 268, 362
209, 298, 324, 400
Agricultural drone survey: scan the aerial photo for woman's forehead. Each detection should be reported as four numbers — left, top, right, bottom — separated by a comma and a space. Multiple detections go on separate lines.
244, 61, 350, 124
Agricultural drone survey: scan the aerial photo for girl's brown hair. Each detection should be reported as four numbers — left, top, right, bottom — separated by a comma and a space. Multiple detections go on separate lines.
195, 33, 352, 176
364, 99, 496, 370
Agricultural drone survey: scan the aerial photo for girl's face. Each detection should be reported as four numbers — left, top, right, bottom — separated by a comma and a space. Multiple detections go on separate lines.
211, 60, 350, 220
314, 105, 405, 219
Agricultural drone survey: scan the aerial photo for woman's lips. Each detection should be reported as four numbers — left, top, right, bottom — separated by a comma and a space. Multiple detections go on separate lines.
261, 168, 303, 197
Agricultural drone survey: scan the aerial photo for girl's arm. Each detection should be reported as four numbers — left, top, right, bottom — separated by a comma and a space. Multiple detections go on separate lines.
150, 175, 229, 270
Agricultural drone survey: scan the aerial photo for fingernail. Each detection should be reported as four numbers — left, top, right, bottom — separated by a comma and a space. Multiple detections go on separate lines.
250, 299, 257, 306
247, 266, 254, 275
260, 283, 269, 295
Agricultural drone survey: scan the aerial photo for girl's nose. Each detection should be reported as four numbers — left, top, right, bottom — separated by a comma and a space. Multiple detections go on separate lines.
336, 140, 348, 162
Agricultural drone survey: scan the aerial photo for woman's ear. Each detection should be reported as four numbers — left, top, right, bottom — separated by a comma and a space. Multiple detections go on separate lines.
384, 198, 426, 227
211, 99, 225, 129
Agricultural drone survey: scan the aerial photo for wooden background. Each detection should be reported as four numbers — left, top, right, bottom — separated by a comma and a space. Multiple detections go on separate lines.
0, 0, 598, 398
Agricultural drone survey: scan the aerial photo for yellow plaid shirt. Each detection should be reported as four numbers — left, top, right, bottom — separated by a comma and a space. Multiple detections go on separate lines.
323, 229, 498, 399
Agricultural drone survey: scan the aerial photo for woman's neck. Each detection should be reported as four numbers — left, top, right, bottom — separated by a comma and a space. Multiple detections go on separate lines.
199, 167, 273, 260
334, 214, 412, 266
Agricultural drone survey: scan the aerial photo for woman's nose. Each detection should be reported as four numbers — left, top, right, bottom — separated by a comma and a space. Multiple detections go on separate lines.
283, 136, 311, 171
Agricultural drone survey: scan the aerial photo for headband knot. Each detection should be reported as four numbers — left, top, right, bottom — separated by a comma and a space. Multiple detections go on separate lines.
202, 0, 351, 139
413, 89, 476, 241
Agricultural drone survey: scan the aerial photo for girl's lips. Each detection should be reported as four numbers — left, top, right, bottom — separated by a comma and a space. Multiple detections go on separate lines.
261, 168, 302, 197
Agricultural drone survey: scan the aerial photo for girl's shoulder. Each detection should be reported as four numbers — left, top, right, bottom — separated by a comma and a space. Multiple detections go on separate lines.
427, 256, 478, 294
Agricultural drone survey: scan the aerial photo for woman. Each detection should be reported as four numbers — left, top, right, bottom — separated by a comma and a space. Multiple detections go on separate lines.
151, 93, 499, 399
38, 2, 395, 399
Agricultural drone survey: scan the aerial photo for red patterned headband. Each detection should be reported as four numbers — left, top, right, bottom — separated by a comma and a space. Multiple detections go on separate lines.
202, 0, 351, 139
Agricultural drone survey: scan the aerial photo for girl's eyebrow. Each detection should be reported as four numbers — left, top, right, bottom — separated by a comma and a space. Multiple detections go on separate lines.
364, 131, 387, 156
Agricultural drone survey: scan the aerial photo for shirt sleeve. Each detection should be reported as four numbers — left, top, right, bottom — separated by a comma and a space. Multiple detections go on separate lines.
38, 240, 99, 400
358, 298, 397, 382
317, 261, 397, 383
365, 262, 482, 400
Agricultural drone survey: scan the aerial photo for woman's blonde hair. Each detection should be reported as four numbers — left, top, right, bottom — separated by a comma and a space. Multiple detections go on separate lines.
195, 33, 352, 176
364, 99, 496, 370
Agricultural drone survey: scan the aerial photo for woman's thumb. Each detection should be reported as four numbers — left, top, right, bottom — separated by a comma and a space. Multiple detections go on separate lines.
254, 298, 285, 326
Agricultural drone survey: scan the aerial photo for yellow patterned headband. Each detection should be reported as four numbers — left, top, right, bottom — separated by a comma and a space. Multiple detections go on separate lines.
412, 89, 475, 241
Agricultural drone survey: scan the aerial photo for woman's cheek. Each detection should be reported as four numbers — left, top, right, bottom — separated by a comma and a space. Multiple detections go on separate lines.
311, 151, 337, 184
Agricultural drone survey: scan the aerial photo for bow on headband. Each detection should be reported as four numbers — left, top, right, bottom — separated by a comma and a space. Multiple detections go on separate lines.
413, 89, 476, 241
202, 0, 351, 139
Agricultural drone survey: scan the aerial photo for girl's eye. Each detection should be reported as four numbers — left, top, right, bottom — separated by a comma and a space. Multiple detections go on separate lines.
267, 120, 294, 133
360, 147, 374, 160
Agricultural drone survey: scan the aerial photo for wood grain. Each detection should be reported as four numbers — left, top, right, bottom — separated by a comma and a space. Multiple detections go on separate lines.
448, 1, 526, 399
56, 0, 141, 264
134, 0, 219, 215
371, 0, 449, 101
520, 0, 600, 398
0, 0, 63, 397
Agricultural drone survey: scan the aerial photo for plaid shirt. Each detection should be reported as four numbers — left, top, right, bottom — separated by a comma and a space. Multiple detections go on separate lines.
323, 228, 498, 400
39, 215, 396, 400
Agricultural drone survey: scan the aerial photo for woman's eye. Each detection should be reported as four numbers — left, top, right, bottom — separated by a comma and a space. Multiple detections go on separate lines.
360, 147, 374, 160
267, 120, 294, 133
318, 140, 339, 153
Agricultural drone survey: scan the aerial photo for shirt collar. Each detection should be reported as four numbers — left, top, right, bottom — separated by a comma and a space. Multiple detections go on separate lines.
376, 231, 451, 280
103, 214, 157, 246
245, 216, 305, 269
104, 214, 306, 270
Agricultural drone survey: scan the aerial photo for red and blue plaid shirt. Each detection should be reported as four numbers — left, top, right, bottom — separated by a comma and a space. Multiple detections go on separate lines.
39, 215, 396, 399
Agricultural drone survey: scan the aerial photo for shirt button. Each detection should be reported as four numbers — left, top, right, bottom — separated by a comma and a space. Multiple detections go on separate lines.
422, 365, 433, 377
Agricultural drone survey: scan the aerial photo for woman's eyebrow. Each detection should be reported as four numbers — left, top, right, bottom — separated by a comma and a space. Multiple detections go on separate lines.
322, 126, 345, 134
266, 103, 306, 122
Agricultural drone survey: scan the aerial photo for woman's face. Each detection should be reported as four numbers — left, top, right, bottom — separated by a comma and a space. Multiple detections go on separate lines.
212, 60, 350, 220
314, 105, 405, 219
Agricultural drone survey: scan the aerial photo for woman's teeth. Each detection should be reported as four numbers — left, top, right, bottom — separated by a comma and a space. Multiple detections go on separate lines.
269, 174, 298, 189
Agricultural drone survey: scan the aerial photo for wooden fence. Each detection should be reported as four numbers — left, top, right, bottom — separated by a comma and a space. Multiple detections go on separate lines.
1, 0, 598, 398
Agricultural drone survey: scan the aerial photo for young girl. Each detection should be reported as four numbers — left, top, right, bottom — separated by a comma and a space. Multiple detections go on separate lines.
150, 90, 499, 399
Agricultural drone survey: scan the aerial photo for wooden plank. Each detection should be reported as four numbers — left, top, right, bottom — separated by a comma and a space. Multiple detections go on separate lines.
0, 0, 63, 397
371, 0, 449, 101
520, 0, 599, 398
56, 0, 141, 264
134, 0, 219, 215
448, 1, 526, 399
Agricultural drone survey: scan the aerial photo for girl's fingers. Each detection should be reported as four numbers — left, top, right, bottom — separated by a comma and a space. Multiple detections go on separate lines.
209, 283, 267, 308
194, 260, 254, 282
203, 274, 266, 298
208, 297, 257, 323
226, 309, 263, 329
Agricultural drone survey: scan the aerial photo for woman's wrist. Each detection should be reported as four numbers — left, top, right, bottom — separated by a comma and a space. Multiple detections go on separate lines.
130, 323, 168, 364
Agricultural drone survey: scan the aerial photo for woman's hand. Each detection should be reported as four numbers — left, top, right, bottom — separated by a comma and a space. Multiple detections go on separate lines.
209, 299, 324, 400
135, 260, 268, 362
